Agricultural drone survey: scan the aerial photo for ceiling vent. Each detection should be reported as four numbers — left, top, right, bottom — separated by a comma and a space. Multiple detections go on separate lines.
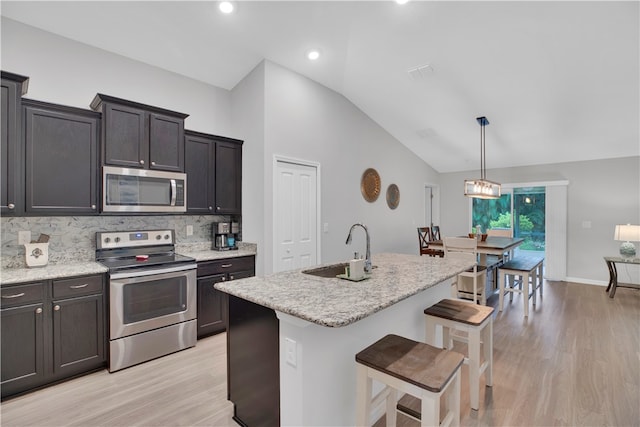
407, 64, 434, 80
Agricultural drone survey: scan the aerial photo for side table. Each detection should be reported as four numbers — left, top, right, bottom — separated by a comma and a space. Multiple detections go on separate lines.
604, 256, 640, 298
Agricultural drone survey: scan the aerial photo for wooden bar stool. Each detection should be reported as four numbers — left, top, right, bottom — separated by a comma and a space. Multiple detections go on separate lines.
355, 334, 464, 427
423, 299, 494, 411
498, 255, 544, 317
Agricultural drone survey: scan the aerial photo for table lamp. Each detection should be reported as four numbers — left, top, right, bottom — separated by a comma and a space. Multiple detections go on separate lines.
614, 224, 640, 257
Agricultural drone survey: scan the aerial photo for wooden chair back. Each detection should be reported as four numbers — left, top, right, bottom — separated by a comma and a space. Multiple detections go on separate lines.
487, 228, 512, 238
431, 225, 441, 241
418, 227, 444, 257
443, 236, 487, 304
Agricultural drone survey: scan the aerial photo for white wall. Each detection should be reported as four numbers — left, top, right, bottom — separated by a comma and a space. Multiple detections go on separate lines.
439, 156, 640, 284
231, 62, 266, 275
1, 18, 233, 136
259, 61, 439, 274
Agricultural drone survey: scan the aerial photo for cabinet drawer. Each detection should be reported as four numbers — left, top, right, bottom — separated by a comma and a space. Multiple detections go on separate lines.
1, 282, 46, 308
228, 269, 255, 281
197, 256, 255, 277
53, 275, 103, 299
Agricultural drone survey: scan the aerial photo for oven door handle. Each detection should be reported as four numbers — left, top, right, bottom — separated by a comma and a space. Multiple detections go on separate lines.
110, 263, 196, 280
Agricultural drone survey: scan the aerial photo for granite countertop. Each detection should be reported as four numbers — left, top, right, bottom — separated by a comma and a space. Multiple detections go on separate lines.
1, 243, 257, 285
178, 243, 257, 262
1, 262, 109, 285
215, 252, 474, 328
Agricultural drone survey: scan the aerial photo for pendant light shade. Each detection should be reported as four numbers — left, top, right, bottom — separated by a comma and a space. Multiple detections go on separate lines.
464, 116, 501, 199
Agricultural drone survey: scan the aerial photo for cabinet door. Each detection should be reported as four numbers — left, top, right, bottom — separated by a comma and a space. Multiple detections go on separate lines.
1, 77, 23, 215
24, 103, 99, 214
103, 102, 147, 168
149, 113, 184, 172
1, 303, 46, 398
215, 141, 242, 214
197, 274, 227, 338
51, 294, 105, 378
185, 133, 214, 214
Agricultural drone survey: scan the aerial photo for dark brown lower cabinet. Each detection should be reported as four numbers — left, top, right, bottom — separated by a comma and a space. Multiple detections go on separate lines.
228, 295, 280, 427
196, 256, 255, 338
0, 300, 46, 397
1, 274, 106, 399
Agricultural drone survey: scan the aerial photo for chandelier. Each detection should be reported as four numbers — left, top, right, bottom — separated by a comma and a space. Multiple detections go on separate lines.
464, 116, 501, 199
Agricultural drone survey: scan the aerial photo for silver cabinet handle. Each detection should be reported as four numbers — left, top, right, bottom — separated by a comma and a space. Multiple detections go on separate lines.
8, 203, 15, 209
221, 264, 232, 268
53, 305, 60, 311
91, 204, 96, 209
35, 307, 42, 314
221, 277, 226, 282
139, 160, 145, 165
151, 161, 156, 166
216, 206, 221, 211
2, 292, 25, 299
229, 275, 234, 280
69, 284, 89, 289
209, 206, 212, 210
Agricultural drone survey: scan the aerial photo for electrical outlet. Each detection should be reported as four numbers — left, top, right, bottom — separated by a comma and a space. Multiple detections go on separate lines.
186, 225, 193, 236
285, 338, 297, 367
18, 230, 31, 245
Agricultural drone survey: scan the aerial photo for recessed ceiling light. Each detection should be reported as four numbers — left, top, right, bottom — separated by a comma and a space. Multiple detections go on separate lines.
395, 0, 410, 4
219, 1, 234, 14
306, 49, 321, 61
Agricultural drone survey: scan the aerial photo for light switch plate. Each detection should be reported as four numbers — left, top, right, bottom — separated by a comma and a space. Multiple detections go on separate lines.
18, 230, 31, 245
186, 225, 193, 236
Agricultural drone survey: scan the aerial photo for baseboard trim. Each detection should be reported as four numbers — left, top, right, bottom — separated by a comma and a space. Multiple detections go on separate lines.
563, 277, 607, 286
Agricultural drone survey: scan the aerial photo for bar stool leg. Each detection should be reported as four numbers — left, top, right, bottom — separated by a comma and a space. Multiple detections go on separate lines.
498, 270, 505, 312
448, 371, 461, 427
356, 364, 372, 426
386, 388, 398, 427
523, 272, 530, 317
420, 391, 439, 427
468, 329, 481, 410
484, 318, 493, 387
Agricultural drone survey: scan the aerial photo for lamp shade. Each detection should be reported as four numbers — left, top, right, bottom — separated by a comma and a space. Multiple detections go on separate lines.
614, 224, 640, 242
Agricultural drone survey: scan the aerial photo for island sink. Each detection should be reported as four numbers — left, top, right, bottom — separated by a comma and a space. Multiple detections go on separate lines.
301, 263, 348, 278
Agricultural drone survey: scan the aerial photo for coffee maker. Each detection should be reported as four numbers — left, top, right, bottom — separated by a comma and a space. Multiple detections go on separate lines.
213, 222, 239, 251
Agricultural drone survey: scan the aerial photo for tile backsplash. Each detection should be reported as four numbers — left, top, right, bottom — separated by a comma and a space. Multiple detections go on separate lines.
1, 215, 233, 268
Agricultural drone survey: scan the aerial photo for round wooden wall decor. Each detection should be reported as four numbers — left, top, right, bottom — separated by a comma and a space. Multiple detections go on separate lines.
361, 168, 381, 202
386, 184, 400, 210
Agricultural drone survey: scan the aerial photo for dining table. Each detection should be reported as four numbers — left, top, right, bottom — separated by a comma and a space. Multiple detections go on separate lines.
427, 236, 525, 266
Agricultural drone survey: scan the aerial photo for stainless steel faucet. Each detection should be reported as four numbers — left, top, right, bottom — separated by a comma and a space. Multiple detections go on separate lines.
345, 223, 372, 273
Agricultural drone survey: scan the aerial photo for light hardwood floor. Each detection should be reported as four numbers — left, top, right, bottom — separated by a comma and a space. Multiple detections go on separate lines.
1, 280, 639, 427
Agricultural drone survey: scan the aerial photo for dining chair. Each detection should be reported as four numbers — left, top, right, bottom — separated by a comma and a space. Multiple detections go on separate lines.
443, 237, 487, 305
417, 227, 444, 257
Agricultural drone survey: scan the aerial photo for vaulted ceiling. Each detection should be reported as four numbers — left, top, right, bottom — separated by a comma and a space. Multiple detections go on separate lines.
2, 1, 638, 172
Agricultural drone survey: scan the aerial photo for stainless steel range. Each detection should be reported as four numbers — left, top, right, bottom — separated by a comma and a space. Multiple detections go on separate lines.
96, 229, 197, 372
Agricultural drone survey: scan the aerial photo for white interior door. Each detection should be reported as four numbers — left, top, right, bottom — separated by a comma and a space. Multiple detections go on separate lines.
274, 160, 318, 273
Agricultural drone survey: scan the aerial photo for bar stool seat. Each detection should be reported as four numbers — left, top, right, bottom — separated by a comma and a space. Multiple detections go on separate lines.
356, 334, 464, 427
423, 299, 494, 411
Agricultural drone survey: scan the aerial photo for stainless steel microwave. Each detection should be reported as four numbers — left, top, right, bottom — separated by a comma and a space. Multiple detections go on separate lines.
102, 166, 186, 213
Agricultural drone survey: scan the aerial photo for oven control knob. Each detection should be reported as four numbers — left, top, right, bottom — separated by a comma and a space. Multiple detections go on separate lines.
104, 237, 111, 244
164, 234, 170, 240
114, 237, 121, 243
156, 235, 162, 240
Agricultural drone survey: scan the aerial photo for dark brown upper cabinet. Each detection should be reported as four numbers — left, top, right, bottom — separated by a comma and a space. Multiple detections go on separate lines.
184, 130, 243, 215
1, 71, 29, 216
23, 99, 100, 215
91, 94, 188, 172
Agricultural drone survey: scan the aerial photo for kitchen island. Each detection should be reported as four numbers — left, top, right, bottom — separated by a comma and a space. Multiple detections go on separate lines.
215, 252, 474, 426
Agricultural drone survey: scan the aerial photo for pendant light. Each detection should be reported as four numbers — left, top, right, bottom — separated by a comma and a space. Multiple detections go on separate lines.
464, 116, 501, 199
